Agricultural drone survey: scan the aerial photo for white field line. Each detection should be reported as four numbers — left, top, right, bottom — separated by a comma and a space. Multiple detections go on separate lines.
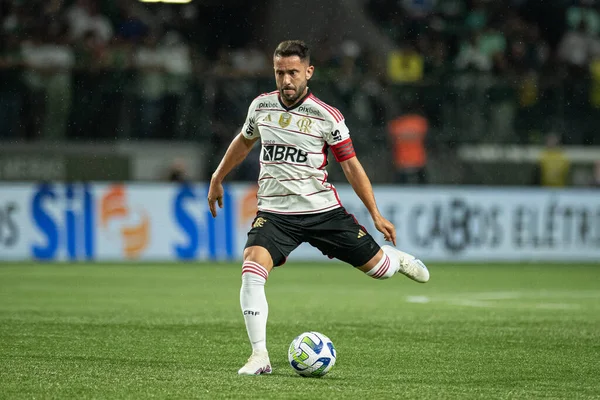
405, 290, 600, 309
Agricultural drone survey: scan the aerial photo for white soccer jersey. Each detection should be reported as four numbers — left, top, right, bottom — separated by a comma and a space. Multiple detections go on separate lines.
241, 89, 356, 214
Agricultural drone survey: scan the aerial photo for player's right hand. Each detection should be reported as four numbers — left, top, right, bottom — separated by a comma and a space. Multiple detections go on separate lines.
207, 179, 224, 218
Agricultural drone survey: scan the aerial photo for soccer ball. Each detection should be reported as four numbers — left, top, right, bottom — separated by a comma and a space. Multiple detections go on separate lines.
288, 331, 336, 377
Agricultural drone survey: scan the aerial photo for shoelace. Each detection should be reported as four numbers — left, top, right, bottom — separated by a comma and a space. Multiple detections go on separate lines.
247, 354, 268, 363
398, 254, 411, 270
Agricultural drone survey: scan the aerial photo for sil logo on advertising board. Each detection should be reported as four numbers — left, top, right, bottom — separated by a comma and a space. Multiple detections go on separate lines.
31, 183, 150, 261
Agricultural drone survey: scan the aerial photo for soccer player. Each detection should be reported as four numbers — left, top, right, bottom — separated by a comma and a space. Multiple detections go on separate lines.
207, 40, 430, 376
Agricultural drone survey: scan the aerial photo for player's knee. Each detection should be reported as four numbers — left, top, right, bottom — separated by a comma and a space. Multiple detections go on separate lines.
243, 246, 274, 271
364, 250, 396, 280
357, 249, 385, 273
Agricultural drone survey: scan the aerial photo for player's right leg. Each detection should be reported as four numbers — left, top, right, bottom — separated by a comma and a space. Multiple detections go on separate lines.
238, 245, 274, 376
238, 212, 302, 376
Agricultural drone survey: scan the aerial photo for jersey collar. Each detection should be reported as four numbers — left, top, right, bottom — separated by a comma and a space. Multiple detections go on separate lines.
278, 88, 311, 111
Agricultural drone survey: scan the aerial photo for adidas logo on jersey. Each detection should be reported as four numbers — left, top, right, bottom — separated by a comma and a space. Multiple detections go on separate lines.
263, 145, 308, 163
358, 229, 366, 238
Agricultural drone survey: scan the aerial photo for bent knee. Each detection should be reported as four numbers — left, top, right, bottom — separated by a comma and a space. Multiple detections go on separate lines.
243, 246, 274, 271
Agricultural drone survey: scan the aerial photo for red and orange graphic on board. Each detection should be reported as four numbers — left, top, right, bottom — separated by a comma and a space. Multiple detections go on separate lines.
100, 185, 150, 259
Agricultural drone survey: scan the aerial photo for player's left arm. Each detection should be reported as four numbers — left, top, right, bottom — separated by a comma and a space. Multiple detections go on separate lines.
339, 156, 396, 245
326, 116, 396, 244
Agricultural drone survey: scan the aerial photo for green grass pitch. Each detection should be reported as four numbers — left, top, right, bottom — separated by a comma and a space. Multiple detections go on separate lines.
1, 262, 599, 399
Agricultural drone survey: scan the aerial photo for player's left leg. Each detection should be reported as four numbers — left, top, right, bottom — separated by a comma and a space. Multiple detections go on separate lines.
305, 208, 429, 282
358, 246, 429, 283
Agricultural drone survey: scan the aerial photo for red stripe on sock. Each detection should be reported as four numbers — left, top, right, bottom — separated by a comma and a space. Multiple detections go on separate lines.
242, 263, 268, 280
242, 267, 268, 281
244, 261, 267, 269
373, 256, 390, 279
242, 264, 267, 275
243, 262, 268, 278
372, 267, 384, 279
244, 261, 268, 272
374, 264, 389, 279
373, 255, 389, 277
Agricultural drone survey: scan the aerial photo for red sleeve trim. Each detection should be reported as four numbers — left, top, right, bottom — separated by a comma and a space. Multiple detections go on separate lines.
309, 94, 343, 122
331, 138, 356, 162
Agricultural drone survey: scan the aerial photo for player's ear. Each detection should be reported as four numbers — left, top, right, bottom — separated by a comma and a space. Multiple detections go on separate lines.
306, 65, 314, 80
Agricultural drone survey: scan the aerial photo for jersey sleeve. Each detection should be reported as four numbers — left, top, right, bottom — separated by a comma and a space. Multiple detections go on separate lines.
241, 99, 259, 139
325, 117, 355, 162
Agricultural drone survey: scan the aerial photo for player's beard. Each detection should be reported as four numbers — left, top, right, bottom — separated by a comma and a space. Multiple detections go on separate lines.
280, 82, 306, 105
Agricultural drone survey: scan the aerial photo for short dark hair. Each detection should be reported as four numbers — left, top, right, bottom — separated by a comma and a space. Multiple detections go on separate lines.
273, 40, 310, 62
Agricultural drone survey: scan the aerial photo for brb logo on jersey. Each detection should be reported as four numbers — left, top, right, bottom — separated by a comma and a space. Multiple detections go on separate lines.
262, 145, 308, 163
100, 185, 150, 259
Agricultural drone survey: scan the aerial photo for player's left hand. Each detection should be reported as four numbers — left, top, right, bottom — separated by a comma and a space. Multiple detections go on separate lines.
373, 215, 396, 246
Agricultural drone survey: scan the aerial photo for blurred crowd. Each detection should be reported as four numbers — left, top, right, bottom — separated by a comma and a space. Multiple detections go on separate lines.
362, 0, 600, 146
367, 0, 600, 80
1, 0, 600, 149
0, 0, 204, 141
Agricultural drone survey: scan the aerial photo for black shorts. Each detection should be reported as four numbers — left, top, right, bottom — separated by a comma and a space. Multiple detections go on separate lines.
244, 207, 380, 267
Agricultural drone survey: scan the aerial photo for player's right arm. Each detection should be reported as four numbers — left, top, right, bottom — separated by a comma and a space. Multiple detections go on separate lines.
208, 99, 261, 217
208, 133, 259, 217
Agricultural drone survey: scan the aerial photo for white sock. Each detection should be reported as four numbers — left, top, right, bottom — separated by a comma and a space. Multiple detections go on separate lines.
240, 261, 269, 353
366, 247, 400, 279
